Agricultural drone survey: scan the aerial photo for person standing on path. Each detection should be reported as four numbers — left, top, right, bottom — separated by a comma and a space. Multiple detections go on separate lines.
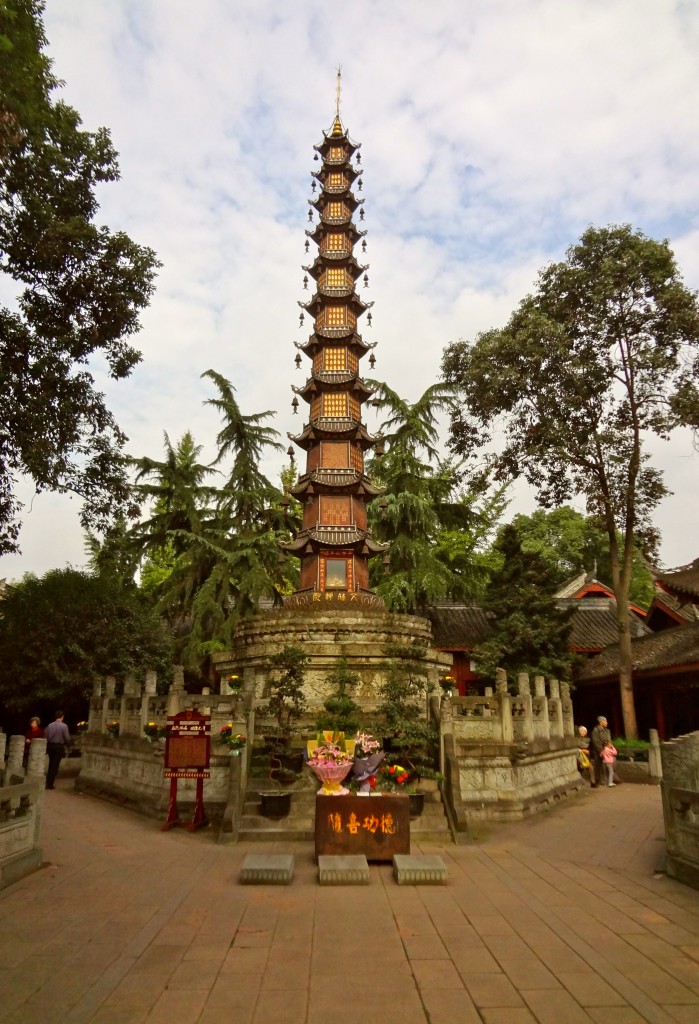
44, 711, 71, 789
577, 725, 597, 787
601, 739, 618, 787
590, 715, 611, 786
23, 716, 44, 767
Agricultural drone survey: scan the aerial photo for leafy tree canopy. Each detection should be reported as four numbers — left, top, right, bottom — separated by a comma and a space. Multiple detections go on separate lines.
502, 506, 654, 608
0, 567, 173, 714
472, 524, 577, 683
366, 380, 505, 612
127, 375, 298, 675
443, 224, 699, 736
0, 0, 159, 553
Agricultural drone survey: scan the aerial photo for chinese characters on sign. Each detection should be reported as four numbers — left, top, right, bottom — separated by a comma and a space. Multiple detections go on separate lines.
284, 590, 384, 610
326, 811, 397, 835
315, 795, 410, 860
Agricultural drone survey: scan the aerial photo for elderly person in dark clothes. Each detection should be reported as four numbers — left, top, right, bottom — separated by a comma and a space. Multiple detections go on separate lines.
44, 711, 71, 789
590, 715, 611, 787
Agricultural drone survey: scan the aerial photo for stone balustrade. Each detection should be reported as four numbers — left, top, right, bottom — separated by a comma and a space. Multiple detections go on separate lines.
439, 671, 581, 830
660, 730, 699, 889
0, 733, 44, 887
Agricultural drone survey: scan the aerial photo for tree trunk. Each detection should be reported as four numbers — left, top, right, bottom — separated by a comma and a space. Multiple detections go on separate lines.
617, 623, 638, 740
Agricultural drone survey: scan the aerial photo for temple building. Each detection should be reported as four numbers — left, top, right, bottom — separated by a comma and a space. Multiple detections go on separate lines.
281, 106, 388, 597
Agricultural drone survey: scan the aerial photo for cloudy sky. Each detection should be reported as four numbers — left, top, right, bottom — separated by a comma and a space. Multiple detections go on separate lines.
2, 0, 699, 582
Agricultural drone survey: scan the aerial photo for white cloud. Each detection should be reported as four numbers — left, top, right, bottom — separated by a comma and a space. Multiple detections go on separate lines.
1, 0, 698, 582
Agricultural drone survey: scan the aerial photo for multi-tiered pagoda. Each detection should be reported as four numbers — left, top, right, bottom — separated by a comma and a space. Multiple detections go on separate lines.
281, 107, 388, 600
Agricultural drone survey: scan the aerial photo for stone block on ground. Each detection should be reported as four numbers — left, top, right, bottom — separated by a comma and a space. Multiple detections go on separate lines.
393, 854, 447, 885
239, 853, 294, 885
318, 854, 370, 885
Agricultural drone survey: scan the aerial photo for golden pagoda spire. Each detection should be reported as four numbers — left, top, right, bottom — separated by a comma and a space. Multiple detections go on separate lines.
331, 65, 343, 136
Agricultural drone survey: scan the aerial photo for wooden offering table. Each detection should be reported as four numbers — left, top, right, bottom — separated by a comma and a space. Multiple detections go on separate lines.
315, 794, 410, 861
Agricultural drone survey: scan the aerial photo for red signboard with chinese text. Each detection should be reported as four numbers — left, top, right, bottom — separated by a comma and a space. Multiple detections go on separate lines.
162, 710, 210, 831
315, 794, 410, 861
164, 710, 210, 776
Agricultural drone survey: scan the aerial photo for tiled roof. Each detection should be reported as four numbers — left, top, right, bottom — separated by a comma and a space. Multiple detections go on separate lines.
655, 558, 699, 599
647, 585, 699, 628
567, 602, 649, 650
578, 621, 699, 680
426, 604, 492, 649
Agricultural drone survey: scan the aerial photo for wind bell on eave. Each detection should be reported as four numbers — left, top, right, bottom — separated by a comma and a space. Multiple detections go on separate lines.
281, 69, 388, 599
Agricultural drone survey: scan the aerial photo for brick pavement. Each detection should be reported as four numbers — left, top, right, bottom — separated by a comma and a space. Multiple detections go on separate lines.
1, 777, 698, 1024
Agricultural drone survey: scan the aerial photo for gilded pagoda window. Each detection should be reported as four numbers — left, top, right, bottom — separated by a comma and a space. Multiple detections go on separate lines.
348, 395, 360, 420
323, 267, 346, 288
326, 201, 345, 219
321, 442, 350, 468
320, 497, 351, 525
347, 351, 359, 373
323, 233, 346, 252
324, 559, 348, 590
323, 348, 347, 371
321, 393, 349, 418
329, 146, 344, 161
325, 305, 347, 326
327, 172, 345, 188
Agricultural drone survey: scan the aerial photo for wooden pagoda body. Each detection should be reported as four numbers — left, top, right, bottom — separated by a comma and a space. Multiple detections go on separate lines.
282, 114, 387, 599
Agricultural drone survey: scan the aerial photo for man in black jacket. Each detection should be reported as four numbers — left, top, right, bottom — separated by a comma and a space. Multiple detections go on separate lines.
590, 715, 611, 787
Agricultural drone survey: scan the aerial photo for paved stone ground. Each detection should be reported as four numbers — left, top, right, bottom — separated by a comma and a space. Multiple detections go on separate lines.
1, 776, 698, 1024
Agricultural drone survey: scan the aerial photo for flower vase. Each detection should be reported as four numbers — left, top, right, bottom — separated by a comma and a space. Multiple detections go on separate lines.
311, 762, 352, 795
229, 748, 241, 756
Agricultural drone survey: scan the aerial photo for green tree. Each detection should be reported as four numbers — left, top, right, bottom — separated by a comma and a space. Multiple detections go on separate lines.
264, 644, 308, 748
0, 568, 173, 714
503, 506, 654, 608
443, 225, 699, 737
375, 640, 437, 771
316, 656, 362, 735
0, 0, 159, 553
128, 377, 298, 675
472, 524, 576, 682
367, 381, 500, 611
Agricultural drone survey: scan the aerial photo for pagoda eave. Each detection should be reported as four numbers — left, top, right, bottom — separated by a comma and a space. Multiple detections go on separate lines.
280, 526, 387, 555
290, 470, 384, 497
293, 375, 374, 400
288, 421, 377, 450
295, 335, 376, 357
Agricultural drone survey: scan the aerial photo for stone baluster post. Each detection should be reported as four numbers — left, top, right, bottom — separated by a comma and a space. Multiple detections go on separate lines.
560, 681, 574, 736
495, 668, 513, 743
517, 672, 534, 742
533, 675, 550, 740
120, 673, 138, 737
103, 676, 116, 733
6, 735, 25, 783
548, 679, 564, 739
439, 689, 453, 775
648, 728, 663, 782
167, 665, 185, 717
141, 669, 158, 735
88, 677, 103, 733
26, 737, 47, 779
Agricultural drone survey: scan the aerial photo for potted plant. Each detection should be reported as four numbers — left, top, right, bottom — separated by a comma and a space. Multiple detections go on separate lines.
143, 721, 164, 742
105, 720, 120, 739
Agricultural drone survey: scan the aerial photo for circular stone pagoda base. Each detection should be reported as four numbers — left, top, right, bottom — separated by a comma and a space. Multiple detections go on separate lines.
212, 603, 452, 712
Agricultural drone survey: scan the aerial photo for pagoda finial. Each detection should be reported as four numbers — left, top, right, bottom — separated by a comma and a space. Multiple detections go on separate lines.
331, 65, 343, 136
